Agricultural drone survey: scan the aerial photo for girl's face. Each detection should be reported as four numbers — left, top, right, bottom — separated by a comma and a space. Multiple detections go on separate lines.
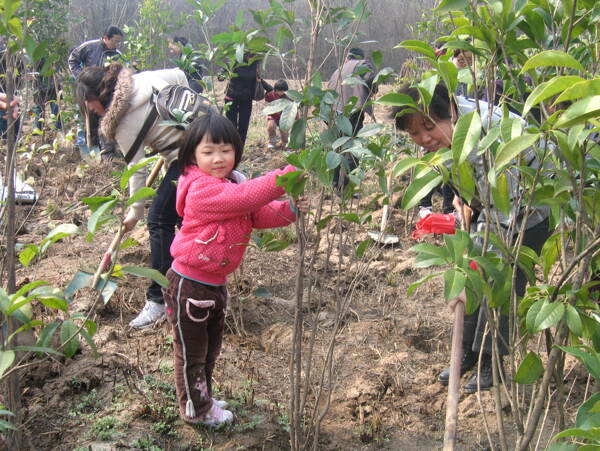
194, 134, 236, 179
405, 112, 453, 152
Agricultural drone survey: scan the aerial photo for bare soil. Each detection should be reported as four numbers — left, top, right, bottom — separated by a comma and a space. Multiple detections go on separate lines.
7, 90, 586, 451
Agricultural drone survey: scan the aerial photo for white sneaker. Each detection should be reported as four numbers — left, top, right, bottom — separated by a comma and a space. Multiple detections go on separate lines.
201, 403, 233, 427
212, 398, 228, 409
129, 301, 165, 329
267, 143, 276, 150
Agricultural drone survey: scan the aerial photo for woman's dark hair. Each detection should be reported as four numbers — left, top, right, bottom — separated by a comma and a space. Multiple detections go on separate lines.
178, 113, 244, 173
274, 79, 288, 91
173, 36, 188, 47
104, 26, 123, 38
392, 83, 454, 130
76, 62, 123, 109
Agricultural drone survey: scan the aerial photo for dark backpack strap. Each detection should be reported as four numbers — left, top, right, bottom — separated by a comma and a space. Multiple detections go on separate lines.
124, 94, 160, 164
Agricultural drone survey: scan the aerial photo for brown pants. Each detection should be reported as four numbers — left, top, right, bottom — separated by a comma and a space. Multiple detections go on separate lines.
163, 269, 228, 421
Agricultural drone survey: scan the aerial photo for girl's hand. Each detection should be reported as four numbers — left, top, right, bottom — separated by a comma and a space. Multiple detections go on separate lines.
295, 196, 309, 214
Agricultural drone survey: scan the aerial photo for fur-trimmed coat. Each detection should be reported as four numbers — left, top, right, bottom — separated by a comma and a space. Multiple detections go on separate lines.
100, 68, 188, 221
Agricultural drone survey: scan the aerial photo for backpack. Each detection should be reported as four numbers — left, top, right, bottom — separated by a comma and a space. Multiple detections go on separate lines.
124, 85, 216, 164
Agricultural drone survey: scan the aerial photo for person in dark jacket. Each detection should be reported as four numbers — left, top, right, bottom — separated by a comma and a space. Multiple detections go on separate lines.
222, 53, 260, 147
68, 26, 123, 77
69, 26, 123, 159
168, 36, 204, 94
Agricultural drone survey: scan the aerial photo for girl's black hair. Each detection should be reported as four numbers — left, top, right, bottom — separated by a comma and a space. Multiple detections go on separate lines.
178, 113, 244, 173
392, 83, 454, 130
274, 79, 288, 91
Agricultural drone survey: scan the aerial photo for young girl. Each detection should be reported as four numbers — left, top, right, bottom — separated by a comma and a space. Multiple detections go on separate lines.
163, 113, 307, 426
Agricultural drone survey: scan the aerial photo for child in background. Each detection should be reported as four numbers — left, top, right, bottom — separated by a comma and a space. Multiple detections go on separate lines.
262, 79, 290, 150
164, 113, 308, 426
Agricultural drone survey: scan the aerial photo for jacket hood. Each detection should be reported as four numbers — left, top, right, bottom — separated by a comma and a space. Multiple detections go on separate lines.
100, 68, 134, 141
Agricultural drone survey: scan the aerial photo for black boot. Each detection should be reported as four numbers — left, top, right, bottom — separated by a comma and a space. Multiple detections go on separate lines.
463, 355, 501, 393
438, 350, 477, 385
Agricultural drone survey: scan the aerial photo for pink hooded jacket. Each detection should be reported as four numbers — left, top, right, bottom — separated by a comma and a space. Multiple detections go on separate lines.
170, 164, 297, 285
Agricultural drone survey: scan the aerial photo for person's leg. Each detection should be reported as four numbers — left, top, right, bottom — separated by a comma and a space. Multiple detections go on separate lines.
129, 162, 181, 328
267, 118, 278, 149
280, 126, 289, 149
225, 101, 239, 130
163, 271, 232, 424
464, 218, 551, 392
237, 100, 253, 146
349, 111, 365, 136
50, 102, 61, 129
205, 286, 228, 399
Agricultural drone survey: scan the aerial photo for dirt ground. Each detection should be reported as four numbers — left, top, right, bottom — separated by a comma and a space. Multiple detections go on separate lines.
6, 86, 587, 451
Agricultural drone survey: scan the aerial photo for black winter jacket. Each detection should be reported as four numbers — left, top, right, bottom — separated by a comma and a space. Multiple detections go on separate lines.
225, 60, 259, 102
68, 39, 122, 78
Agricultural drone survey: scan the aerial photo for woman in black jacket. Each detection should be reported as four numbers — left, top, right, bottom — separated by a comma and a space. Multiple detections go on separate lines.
223, 54, 260, 147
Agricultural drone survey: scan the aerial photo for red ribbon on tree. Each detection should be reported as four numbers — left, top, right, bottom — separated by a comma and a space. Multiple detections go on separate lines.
411, 213, 456, 240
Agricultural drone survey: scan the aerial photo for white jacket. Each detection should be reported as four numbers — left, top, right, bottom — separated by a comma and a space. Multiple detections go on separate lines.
101, 68, 189, 221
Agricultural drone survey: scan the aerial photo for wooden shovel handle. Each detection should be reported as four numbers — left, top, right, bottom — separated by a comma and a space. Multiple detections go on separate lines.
91, 157, 165, 288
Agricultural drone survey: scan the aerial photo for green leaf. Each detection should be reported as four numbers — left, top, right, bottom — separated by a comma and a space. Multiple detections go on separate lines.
566, 304, 583, 336
332, 136, 351, 150
577, 392, 600, 430
452, 111, 481, 165
395, 40, 436, 59
495, 133, 540, 169
126, 187, 156, 207
355, 238, 372, 258
120, 266, 169, 288
555, 79, 600, 105
401, 171, 442, 210
521, 50, 586, 73
435, 0, 468, 13
535, 302, 565, 332
120, 156, 159, 191
555, 96, 600, 128
280, 102, 298, 132
78, 328, 98, 356
526, 299, 544, 334
553, 428, 600, 441
444, 269, 466, 301
18, 244, 39, 267
13, 346, 63, 356
87, 199, 117, 235
513, 351, 544, 384
288, 118, 306, 150
60, 320, 80, 359
491, 172, 511, 216
392, 157, 421, 177
326, 151, 342, 169
558, 346, 600, 381
36, 321, 60, 349
541, 233, 561, 280
0, 419, 17, 432
407, 272, 443, 295
523, 76, 584, 116
356, 123, 382, 138
376, 93, 417, 107
0, 351, 15, 379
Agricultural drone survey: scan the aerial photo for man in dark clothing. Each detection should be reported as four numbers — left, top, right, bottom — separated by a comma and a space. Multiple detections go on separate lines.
69, 26, 123, 159
168, 36, 204, 94
222, 54, 260, 147
68, 26, 123, 77
327, 47, 376, 191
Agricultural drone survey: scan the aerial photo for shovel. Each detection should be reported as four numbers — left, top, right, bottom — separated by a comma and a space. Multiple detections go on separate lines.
368, 171, 399, 245
443, 202, 472, 451
66, 158, 165, 304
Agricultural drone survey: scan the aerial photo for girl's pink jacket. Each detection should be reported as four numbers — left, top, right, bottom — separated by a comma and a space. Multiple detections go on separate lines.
170, 164, 297, 285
